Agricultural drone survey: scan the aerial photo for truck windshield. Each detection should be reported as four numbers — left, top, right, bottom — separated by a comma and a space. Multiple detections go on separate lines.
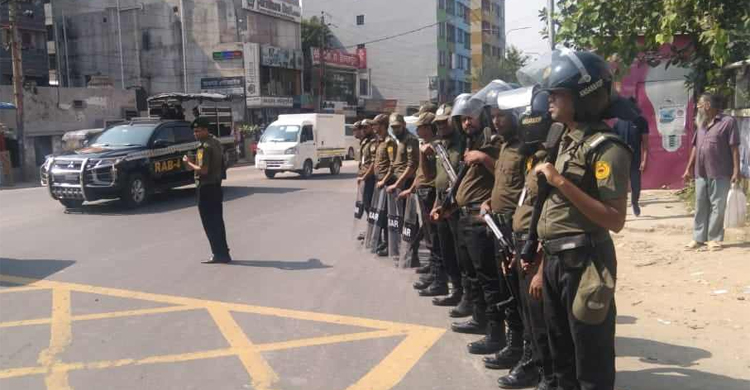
261, 125, 299, 143
92, 124, 157, 147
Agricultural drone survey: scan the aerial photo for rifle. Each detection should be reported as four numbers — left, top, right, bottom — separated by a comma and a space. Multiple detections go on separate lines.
481, 210, 516, 310
520, 123, 566, 265
434, 142, 458, 186
439, 162, 469, 212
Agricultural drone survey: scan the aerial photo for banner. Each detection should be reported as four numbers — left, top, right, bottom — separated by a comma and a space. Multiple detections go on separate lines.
312, 47, 367, 69
201, 77, 245, 96
243, 0, 301, 23
260, 45, 303, 70
243, 42, 260, 98
246, 96, 294, 108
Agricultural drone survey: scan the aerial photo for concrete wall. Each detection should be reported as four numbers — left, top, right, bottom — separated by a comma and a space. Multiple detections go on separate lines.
302, 0, 438, 112
0, 87, 136, 136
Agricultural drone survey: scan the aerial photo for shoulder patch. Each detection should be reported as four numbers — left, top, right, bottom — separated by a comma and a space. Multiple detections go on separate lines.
387, 146, 394, 158
526, 156, 534, 172
407, 145, 413, 153
595, 161, 611, 180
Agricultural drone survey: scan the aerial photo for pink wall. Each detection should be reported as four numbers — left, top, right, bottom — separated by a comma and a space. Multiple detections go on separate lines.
619, 36, 694, 189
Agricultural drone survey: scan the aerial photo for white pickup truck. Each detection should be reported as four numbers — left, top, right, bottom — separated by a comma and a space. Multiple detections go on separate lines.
255, 114, 347, 179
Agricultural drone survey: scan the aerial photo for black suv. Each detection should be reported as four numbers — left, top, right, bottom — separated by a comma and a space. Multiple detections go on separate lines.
40, 119, 236, 209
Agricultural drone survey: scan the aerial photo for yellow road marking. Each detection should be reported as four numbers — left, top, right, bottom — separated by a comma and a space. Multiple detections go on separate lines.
0, 306, 198, 329
36, 288, 72, 390
0, 286, 49, 294
208, 307, 280, 390
0, 275, 446, 390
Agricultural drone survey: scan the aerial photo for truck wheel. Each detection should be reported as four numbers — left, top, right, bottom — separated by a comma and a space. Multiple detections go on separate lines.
264, 170, 276, 179
330, 158, 341, 175
59, 199, 83, 209
347, 147, 355, 160
121, 173, 150, 208
299, 160, 313, 179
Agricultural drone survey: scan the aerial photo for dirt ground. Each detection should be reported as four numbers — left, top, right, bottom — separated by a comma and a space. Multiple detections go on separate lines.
612, 189, 749, 390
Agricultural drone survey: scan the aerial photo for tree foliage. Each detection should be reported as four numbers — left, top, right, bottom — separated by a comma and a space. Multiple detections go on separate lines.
543, 0, 750, 93
472, 46, 530, 88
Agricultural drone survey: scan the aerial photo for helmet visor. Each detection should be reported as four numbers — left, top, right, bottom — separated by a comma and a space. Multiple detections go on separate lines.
469, 80, 514, 109
452, 93, 482, 119
516, 48, 592, 88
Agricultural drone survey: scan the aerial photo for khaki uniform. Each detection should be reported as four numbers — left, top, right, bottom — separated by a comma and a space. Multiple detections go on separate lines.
490, 136, 525, 217
195, 135, 224, 187
374, 136, 397, 181
415, 144, 436, 188
537, 123, 631, 240
358, 135, 377, 176
391, 133, 420, 179
455, 128, 500, 207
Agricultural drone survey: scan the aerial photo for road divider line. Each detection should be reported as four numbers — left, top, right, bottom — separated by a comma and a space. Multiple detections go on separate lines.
0, 286, 49, 294
255, 329, 407, 352
208, 307, 280, 390
0, 305, 199, 329
36, 288, 73, 390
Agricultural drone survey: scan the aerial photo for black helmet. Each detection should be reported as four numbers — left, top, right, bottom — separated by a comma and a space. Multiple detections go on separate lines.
517, 48, 614, 122
518, 89, 553, 148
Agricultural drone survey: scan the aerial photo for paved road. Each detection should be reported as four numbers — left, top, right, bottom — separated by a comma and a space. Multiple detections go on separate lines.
0, 162, 501, 390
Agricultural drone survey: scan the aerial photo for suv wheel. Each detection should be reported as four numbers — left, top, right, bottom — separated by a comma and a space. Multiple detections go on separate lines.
330, 158, 341, 175
299, 160, 313, 179
59, 199, 83, 209
264, 170, 277, 179
122, 173, 150, 208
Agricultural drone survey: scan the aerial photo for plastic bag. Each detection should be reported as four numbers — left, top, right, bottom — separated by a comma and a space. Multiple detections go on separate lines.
724, 183, 747, 229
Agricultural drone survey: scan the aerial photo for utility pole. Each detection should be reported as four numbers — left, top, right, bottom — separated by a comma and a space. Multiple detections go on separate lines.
318, 11, 326, 113
547, 0, 555, 50
62, 8, 70, 86
179, 0, 189, 93
116, 0, 125, 89
8, 0, 26, 179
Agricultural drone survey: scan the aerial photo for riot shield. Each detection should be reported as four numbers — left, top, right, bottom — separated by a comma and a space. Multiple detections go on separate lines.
365, 187, 385, 250
352, 181, 367, 247
397, 194, 421, 268
386, 190, 403, 259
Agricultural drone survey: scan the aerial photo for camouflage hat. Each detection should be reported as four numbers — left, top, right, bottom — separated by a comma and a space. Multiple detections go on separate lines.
572, 260, 615, 325
434, 104, 452, 122
373, 114, 390, 125
352, 120, 362, 129
415, 112, 436, 127
361, 119, 374, 127
389, 113, 406, 126
191, 117, 212, 129
418, 102, 438, 114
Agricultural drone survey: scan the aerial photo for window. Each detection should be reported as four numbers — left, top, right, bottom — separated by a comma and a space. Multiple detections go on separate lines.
356, 15, 364, 25
46, 25, 54, 41
439, 79, 445, 95
439, 50, 446, 67
359, 79, 369, 96
174, 126, 195, 144
48, 53, 56, 69
482, 0, 490, 12
152, 127, 176, 146
482, 21, 490, 34
457, 28, 464, 44
447, 23, 455, 43
465, 57, 471, 71
446, 0, 455, 15
301, 125, 314, 143
464, 31, 471, 50
463, 5, 470, 24
439, 22, 446, 38
439, 0, 445, 9
448, 51, 454, 69
357, 43, 365, 49
483, 44, 491, 57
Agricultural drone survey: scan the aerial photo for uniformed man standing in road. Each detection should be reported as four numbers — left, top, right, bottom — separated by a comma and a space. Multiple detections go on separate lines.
446, 97, 506, 357
399, 112, 445, 294
373, 114, 398, 256
183, 117, 231, 264
480, 106, 528, 371
357, 120, 378, 225
531, 50, 631, 390
386, 113, 420, 263
428, 104, 467, 310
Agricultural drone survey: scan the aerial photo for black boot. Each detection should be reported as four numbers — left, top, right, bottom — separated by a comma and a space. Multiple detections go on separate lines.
497, 340, 539, 389
483, 327, 523, 369
535, 367, 555, 390
448, 277, 473, 317
413, 276, 434, 290
467, 320, 505, 355
415, 264, 431, 274
432, 289, 462, 306
418, 280, 449, 296
450, 318, 486, 335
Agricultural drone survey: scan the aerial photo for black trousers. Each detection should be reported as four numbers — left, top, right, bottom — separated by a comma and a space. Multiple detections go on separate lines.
495, 240, 523, 331
416, 188, 440, 273
197, 184, 229, 257
363, 175, 376, 212
456, 213, 500, 323
516, 240, 554, 384
437, 213, 460, 287
543, 240, 617, 390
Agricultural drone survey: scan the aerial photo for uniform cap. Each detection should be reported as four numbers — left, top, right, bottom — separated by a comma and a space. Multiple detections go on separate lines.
389, 113, 406, 126
373, 114, 390, 125
572, 260, 615, 325
352, 120, 362, 129
418, 102, 437, 114
434, 104, 452, 122
191, 117, 212, 129
415, 112, 436, 126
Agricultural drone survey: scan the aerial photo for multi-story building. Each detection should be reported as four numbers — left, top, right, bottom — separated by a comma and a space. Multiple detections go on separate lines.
471, 0, 505, 90
49, 0, 303, 124
0, 0, 50, 86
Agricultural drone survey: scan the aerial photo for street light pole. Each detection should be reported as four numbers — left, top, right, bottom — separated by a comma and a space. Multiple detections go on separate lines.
503, 26, 531, 57
548, 0, 555, 50
116, 0, 125, 89
8, 0, 25, 180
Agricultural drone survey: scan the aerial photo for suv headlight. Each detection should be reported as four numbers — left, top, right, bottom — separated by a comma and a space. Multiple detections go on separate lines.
284, 147, 298, 155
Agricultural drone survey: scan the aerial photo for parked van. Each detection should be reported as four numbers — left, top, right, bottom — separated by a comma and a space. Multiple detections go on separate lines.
255, 114, 347, 179
344, 124, 359, 160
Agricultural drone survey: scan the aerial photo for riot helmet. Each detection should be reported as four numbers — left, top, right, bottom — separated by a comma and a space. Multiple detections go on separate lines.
517, 48, 614, 122
518, 89, 553, 150
451, 93, 481, 135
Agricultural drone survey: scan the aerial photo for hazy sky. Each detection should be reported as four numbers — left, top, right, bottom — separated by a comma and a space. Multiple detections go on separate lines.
505, 0, 550, 59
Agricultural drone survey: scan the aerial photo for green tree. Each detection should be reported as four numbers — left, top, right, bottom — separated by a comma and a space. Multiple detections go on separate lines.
472, 46, 530, 88
543, 0, 750, 94
301, 17, 332, 93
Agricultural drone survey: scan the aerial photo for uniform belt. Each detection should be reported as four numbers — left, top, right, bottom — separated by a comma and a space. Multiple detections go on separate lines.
459, 203, 482, 216
513, 232, 529, 241
542, 232, 610, 255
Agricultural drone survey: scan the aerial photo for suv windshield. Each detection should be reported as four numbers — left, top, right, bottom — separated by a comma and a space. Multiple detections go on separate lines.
261, 125, 300, 143
92, 124, 157, 147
